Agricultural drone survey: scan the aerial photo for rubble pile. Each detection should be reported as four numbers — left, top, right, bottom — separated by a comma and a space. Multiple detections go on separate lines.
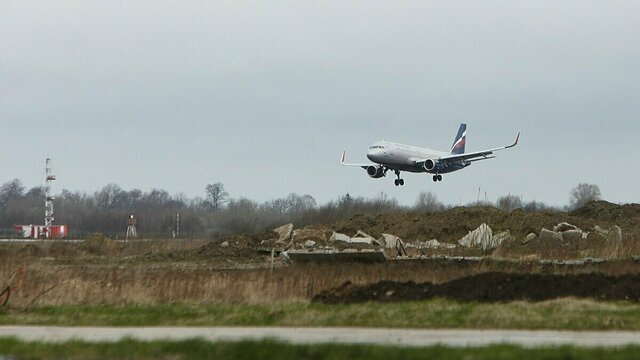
493, 222, 626, 260
457, 223, 514, 251
272, 223, 293, 244
262, 218, 630, 261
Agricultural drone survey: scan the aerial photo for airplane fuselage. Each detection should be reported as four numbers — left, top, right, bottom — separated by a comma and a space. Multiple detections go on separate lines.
366, 141, 470, 174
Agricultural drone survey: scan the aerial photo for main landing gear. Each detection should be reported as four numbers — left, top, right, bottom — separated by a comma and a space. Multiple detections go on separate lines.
432, 174, 443, 182
394, 170, 405, 186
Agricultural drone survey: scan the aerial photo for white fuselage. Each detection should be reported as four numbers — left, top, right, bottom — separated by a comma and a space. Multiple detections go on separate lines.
366, 141, 449, 173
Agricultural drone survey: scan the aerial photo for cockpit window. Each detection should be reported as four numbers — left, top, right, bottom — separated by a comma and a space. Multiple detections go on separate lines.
369, 145, 385, 150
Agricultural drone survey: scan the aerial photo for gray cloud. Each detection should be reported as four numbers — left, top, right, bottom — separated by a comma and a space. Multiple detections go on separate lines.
1, 1, 639, 207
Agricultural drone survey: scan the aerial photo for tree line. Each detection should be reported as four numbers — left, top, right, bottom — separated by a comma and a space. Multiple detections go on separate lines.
0, 179, 601, 238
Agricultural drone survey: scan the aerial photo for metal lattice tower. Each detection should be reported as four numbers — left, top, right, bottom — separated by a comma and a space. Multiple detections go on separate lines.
126, 215, 138, 240
44, 158, 56, 237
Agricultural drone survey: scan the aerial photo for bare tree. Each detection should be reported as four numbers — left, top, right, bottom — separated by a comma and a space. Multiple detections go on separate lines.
371, 192, 399, 212
261, 193, 316, 216
94, 183, 125, 209
217, 197, 259, 234
285, 193, 316, 213
522, 200, 557, 212
414, 192, 444, 212
262, 197, 288, 215
0, 179, 25, 208
205, 183, 229, 211
569, 183, 601, 210
497, 194, 523, 211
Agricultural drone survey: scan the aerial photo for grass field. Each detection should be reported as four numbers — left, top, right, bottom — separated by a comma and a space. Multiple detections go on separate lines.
0, 338, 639, 360
3, 298, 640, 330
5, 259, 640, 307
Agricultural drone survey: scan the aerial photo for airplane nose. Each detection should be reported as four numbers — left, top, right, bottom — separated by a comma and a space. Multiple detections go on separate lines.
367, 149, 380, 162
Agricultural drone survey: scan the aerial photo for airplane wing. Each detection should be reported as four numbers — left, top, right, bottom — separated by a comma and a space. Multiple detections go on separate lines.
417, 132, 520, 165
340, 151, 373, 169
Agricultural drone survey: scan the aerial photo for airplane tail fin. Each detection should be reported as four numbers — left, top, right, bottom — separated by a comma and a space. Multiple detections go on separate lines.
450, 123, 467, 155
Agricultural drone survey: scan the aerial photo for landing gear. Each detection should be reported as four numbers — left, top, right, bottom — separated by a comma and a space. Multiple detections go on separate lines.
432, 174, 443, 182
394, 171, 405, 186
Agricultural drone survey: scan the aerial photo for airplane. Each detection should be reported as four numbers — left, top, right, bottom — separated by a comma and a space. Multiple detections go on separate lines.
341, 123, 519, 186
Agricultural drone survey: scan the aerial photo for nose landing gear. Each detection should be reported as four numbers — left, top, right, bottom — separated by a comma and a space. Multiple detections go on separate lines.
432, 174, 443, 182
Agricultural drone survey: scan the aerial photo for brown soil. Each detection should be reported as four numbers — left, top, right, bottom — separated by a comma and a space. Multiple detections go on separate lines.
571, 201, 640, 224
313, 272, 640, 304
329, 201, 640, 259
333, 206, 617, 245
571, 201, 640, 245
186, 235, 267, 263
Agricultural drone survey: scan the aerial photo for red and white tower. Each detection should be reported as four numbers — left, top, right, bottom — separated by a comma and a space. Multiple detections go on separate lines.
44, 158, 56, 237
14, 159, 67, 239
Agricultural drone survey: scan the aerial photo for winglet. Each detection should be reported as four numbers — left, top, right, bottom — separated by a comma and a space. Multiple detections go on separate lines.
341, 151, 346, 164
505, 132, 520, 149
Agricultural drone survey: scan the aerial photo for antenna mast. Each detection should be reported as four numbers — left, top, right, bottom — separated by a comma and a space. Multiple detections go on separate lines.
126, 215, 138, 240
44, 158, 56, 238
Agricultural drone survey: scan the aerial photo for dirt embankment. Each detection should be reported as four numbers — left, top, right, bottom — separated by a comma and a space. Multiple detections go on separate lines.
265, 201, 640, 260
314, 272, 640, 304
571, 201, 640, 225
333, 201, 640, 245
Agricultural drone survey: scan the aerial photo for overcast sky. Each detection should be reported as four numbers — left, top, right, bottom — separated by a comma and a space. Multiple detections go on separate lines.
1, 1, 639, 207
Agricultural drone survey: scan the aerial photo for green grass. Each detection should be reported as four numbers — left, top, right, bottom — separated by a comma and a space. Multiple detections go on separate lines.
1, 338, 640, 360
3, 298, 640, 330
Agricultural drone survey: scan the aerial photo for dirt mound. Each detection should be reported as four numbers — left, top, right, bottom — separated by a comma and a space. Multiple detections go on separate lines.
572, 201, 640, 224
313, 272, 640, 303
189, 235, 266, 263
332, 207, 603, 245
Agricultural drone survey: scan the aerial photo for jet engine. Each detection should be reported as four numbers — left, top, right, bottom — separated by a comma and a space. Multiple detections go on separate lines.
366, 165, 385, 178
423, 159, 437, 172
